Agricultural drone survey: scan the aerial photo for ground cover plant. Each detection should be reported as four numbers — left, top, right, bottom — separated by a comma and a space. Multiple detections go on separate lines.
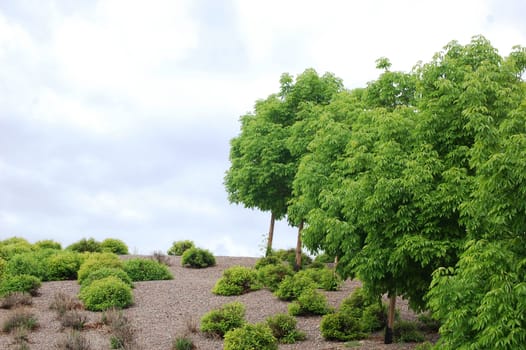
200, 301, 245, 338
79, 276, 133, 311
212, 266, 260, 296
123, 258, 173, 281
223, 323, 278, 350
265, 313, 305, 344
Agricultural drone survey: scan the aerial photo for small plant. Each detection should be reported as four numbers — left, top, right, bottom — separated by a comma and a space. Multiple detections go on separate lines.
265, 313, 306, 344
184, 314, 199, 334
320, 312, 365, 341
2, 311, 39, 333
288, 289, 332, 316
274, 248, 312, 269
172, 336, 195, 350
123, 258, 173, 281
81, 267, 133, 290
12, 327, 30, 349
223, 323, 278, 350
101, 308, 136, 349
212, 266, 260, 296
257, 263, 294, 292
295, 268, 342, 291
181, 247, 216, 268
394, 320, 425, 343
274, 274, 316, 301
152, 250, 171, 266
100, 238, 129, 255
254, 255, 281, 269
0, 292, 32, 309
77, 252, 123, 284
46, 250, 83, 281
34, 239, 62, 250
60, 310, 88, 330
200, 301, 245, 338
79, 276, 133, 311
56, 330, 91, 350
0, 274, 41, 297
50, 292, 83, 316
67, 238, 102, 253
167, 240, 195, 256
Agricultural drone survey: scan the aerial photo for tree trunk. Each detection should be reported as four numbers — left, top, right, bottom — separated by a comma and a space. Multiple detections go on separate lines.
384, 294, 396, 344
294, 220, 304, 271
265, 212, 275, 257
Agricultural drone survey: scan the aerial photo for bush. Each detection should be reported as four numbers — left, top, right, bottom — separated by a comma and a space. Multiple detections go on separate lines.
288, 289, 332, 316
360, 303, 387, 332
77, 253, 123, 284
274, 274, 316, 301
172, 336, 195, 350
0, 292, 32, 309
34, 239, 62, 250
100, 238, 129, 255
320, 312, 365, 341
254, 255, 281, 269
313, 252, 335, 264
56, 331, 91, 350
81, 267, 133, 290
296, 268, 342, 291
224, 323, 278, 350
274, 249, 312, 269
167, 240, 195, 256
212, 266, 260, 296
67, 238, 102, 253
46, 251, 83, 281
2, 311, 38, 333
79, 276, 133, 311
123, 258, 173, 281
0, 274, 41, 297
0, 257, 6, 278
181, 247, 215, 268
417, 312, 440, 332
257, 263, 293, 292
200, 301, 245, 338
5, 251, 50, 280
265, 313, 306, 344
394, 320, 425, 343
414, 341, 434, 350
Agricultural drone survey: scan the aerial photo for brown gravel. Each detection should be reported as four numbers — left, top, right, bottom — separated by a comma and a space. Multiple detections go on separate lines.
0, 256, 431, 349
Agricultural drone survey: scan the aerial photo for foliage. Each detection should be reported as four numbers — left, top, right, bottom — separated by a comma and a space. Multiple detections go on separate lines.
296, 267, 342, 291
80, 267, 133, 291
274, 273, 316, 301
77, 252, 123, 284
320, 312, 365, 341
0, 257, 6, 278
34, 239, 62, 250
46, 250, 83, 281
181, 247, 215, 268
0, 238, 34, 260
0, 292, 32, 309
5, 249, 57, 280
167, 240, 195, 256
265, 313, 305, 344
0, 274, 41, 297
67, 238, 102, 253
223, 323, 278, 350
288, 289, 332, 316
172, 336, 195, 350
257, 262, 294, 292
123, 258, 173, 281
254, 255, 281, 269
274, 248, 312, 269
212, 266, 260, 296
100, 238, 129, 255
394, 320, 425, 343
200, 301, 245, 338
2, 311, 38, 333
79, 276, 133, 311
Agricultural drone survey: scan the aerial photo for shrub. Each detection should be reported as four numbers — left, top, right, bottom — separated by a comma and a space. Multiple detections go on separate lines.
123, 258, 173, 281
0, 274, 41, 297
212, 266, 260, 296
100, 238, 129, 255
257, 263, 293, 292
394, 320, 425, 343
265, 313, 306, 344
2, 311, 38, 333
296, 268, 342, 291
288, 289, 332, 316
56, 331, 91, 350
313, 252, 335, 264
274, 248, 312, 269
200, 301, 245, 338
0, 257, 6, 277
81, 267, 133, 291
5, 251, 50, 280
34, 239, 62, 250
50, 292, 83, 316
167, 240, 195, 256
274, 274, 316, 301
172, 336, 195, 350
360, 303, 387, 332
181, 247, 215, 268
46, 250, 83, 281
77, 253, 123, 284
417, 312, 440, 332
414, 341, 434, 350
79, 276, 133, 311
320, 312, 365, 341
224, 323, 278, 350
0, 292, 32, 309
254, 255, 281, 269
67, 238, 102, 253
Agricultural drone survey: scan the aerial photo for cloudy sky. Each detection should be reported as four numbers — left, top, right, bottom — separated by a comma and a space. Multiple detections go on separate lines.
1, 0, 525, 256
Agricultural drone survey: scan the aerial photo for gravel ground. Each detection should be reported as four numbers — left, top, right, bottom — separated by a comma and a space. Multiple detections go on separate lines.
0, 255, 432, 349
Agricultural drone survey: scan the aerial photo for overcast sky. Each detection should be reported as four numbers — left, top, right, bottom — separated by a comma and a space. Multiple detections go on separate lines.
1, 0, 525, 256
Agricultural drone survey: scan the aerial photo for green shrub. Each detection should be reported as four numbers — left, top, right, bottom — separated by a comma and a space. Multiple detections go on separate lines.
320, 312, 365, 341
257, 263, 293, 292
340, 287, 369, 312
0, 242, 34, 261
77, 253, 123, 284
181, 247, 215, 268
313, 252, 335, 264
172, 336, 195, 350
200, 301, 245, 338
123, 258, 173, 281
296, 268, 342, 291
6, 250, 58, 280
212, 266, 260, 296
417, 312, 440, 332
2, 311, 38, 333
274, 274, 316, 301
360, 303, 387, 332
265, 313, 306, 344
414, 341, 434, 350
254, 255, 281, 269
81, 268, 133, 291
34, 240, 62, 250
288, 289, 332, 316
0, 274, 41, 297
67, 238, 102, 253
224, 323, 278, 350
100, 238, 129, 255
274, 249, 312, 269
394, 320, 425, 343
46, 251, 83, 281
79, 276, 133, 311
0, 237, 31, 246
0, 257, 7, 278
167, 240, 195, 256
